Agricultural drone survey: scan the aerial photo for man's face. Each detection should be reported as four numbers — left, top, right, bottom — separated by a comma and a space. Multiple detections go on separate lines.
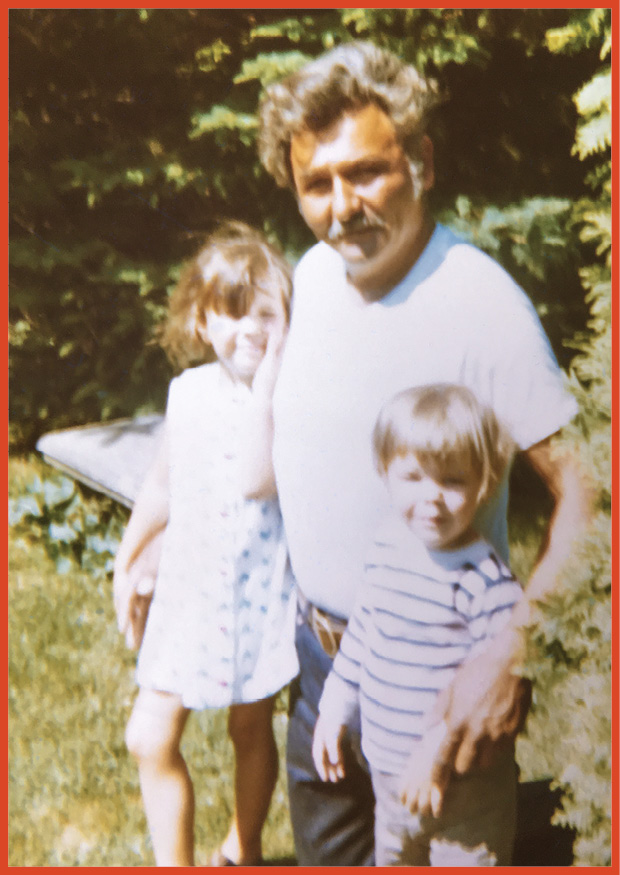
290, 103, 434, 297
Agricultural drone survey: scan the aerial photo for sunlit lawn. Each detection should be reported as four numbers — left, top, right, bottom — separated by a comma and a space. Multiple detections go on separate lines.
8, 456, 295, 867
9, 455, 549, 866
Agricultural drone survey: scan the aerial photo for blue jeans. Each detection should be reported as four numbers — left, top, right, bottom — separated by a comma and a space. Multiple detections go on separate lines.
286, 617, 375, 866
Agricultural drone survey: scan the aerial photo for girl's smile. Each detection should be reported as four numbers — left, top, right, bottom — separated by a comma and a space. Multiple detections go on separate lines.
198, 291, 285, 386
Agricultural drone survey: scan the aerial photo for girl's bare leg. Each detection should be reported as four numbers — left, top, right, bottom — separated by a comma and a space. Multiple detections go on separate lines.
219, 696, 278, 865
125, 689, 194, 866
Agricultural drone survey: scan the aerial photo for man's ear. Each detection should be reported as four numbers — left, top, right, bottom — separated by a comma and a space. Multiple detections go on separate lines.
421, 135, 435, 192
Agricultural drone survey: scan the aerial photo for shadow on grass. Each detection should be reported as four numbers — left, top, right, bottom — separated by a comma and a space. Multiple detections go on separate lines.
514, 779, 575, 866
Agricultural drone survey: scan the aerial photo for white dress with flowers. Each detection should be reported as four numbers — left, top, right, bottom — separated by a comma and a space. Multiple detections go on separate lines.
136, 362, 298, 709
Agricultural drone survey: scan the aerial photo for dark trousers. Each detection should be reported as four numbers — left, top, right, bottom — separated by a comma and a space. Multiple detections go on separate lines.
286, 618, 375, 866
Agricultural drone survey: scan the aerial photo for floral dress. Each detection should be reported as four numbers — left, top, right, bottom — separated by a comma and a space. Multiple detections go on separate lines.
136, 363, 298, 708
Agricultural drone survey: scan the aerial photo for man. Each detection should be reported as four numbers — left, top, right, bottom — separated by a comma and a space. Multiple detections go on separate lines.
257, 42, 592, 866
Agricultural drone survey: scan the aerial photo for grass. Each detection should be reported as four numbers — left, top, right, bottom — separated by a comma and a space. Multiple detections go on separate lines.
9, 454, 552, 866
8, 456, 295, 867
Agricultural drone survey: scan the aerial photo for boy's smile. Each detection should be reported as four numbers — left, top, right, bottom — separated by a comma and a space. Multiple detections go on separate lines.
384, 452, 481, 551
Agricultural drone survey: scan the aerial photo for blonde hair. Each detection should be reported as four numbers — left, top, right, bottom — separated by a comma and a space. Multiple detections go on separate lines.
159, 221, 292, 370
373, 384, 514, 505
258, 41, 440, 192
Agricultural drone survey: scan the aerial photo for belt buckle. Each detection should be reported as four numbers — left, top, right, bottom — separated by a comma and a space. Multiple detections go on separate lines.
312, 606, 343, 658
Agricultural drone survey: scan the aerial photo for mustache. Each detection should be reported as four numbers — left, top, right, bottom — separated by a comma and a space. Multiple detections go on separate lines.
327, 212, 386, 243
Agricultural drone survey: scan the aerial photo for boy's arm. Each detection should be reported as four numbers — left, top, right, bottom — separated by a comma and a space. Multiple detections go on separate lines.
313, 580, 372, 781
312, 698, 350, 782
113, 423, 170, 637
314, 668, 361, 783
239, 323, 287, 500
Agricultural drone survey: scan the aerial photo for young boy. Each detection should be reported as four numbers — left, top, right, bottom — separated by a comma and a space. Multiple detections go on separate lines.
313, 383, 524, 866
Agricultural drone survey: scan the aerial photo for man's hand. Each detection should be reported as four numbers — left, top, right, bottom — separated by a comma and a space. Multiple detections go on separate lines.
399, 721, 449, 818
427, 630, 530, 779
312, 713, 348, 782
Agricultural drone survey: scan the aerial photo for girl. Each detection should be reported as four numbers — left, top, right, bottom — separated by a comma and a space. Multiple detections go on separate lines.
113, 221, 298, 867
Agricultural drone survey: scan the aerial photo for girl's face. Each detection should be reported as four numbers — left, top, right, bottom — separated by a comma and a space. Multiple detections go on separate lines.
198, 290, 286, 386
384, 452, 481, 551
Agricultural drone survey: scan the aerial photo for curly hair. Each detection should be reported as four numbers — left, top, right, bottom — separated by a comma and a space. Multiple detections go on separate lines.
373, 384, 515, 506
258, 41, 440, 192
159, 221, 292, 371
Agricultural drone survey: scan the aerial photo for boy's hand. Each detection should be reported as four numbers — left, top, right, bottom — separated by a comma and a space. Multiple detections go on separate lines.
312, 713, 348, 782
399, 721, 449, 818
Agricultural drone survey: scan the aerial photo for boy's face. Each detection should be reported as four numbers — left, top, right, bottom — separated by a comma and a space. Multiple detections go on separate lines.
384, 452, 481, 551
198, 290, 286, 386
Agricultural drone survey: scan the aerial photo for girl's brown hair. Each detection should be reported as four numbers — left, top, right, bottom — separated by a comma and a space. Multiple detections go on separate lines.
159, 221, 292, 370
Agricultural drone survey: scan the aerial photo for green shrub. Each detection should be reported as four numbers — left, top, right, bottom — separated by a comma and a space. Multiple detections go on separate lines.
9, 463, 128, 577
519, 10, 612, 865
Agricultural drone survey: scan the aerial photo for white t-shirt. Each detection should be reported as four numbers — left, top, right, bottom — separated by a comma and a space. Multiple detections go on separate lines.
272, 224, 578, 618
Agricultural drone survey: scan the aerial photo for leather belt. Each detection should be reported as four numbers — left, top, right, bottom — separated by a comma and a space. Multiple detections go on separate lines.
297, 589, 348, 659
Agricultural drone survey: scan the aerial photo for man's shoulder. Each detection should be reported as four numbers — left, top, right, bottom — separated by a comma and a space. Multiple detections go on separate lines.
436, 225, 518, 287
429, 224, 538, 318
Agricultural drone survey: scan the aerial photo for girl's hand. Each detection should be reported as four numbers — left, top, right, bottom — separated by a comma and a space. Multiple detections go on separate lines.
113, 559, 133, 635
312, 713, 348, 782
123, 568, 155, 650
399, 721, 449, 818
251, 319, 288, 400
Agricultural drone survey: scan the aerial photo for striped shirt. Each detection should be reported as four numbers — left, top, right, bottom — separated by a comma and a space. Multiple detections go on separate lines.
319, 514, 523, 775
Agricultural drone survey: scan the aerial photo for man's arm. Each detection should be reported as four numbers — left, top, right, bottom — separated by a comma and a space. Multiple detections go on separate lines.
510, 433, 595, 625
428, 430, 595, 781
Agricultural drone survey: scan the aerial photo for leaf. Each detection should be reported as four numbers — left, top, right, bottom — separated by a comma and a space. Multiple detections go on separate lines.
573, 113, 611, 159
194, 38, 232, 72
48, 521, 79, 544
574, 68, 611, 117
10, 494, 42, 522
189, 106, 258, 139
233, 51, 312, 87
42, 477, 75, 509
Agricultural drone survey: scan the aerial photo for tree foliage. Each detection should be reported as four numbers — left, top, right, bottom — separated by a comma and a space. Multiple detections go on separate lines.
520, 9, 612, 866
10, 8, 601, 446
